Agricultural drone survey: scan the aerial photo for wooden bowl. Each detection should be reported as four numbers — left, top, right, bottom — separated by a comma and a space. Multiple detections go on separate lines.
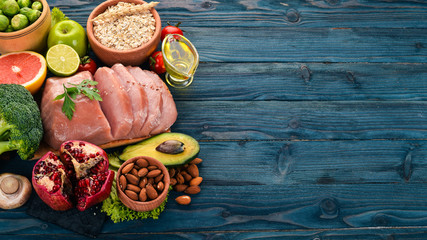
86, 0, 161, 66
116, 156, 170, 212
0, 0, 51, 54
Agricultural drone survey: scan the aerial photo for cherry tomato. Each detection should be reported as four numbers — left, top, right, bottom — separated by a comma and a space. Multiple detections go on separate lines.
149, 51, 166, 74
77, 56, 97, 75
161, 22, 184, 41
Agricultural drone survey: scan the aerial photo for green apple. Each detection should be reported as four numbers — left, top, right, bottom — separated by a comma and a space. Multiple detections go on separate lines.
48, 20, 87, 57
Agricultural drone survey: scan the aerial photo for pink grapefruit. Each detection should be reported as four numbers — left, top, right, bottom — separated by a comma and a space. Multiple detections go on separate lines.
0, 51, 47, 95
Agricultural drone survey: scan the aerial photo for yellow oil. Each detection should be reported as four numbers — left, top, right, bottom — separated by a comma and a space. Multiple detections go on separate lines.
163, 40, 197, 81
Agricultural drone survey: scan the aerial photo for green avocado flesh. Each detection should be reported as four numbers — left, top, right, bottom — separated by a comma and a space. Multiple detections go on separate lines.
119, 133, 200, 167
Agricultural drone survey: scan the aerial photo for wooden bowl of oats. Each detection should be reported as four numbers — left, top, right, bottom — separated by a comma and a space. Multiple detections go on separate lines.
86, 0, 161, 66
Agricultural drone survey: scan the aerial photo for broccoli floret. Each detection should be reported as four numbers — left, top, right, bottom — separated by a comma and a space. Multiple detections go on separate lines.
0, 84, 43, 160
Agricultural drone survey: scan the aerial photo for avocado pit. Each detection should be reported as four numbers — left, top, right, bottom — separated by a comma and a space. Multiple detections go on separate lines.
156, 140, 185, 154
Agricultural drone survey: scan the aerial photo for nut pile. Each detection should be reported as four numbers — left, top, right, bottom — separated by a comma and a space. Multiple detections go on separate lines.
119, 158, 165, 202
170, 158, 203, 205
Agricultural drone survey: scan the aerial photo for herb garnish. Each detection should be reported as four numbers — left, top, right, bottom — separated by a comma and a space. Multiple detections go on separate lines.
54, 79, 102, 120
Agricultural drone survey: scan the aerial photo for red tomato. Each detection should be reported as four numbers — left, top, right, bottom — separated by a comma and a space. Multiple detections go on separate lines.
161, 22, 184, 41
149, 51, 166, 74
77, 56, 97, 75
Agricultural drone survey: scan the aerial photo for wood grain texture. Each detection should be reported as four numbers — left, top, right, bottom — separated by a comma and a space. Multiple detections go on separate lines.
172, 101, 427, 141
53, 0, 427, 28
169, 62, 427, 101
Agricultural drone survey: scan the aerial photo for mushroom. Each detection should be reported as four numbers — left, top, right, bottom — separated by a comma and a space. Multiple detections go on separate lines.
0, 173, 32, 209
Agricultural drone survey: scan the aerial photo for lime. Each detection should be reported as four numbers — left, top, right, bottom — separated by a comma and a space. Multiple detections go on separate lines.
46, 44, 80, 77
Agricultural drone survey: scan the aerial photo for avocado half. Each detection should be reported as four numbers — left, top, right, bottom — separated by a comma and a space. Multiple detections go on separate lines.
119, 133, 200, 167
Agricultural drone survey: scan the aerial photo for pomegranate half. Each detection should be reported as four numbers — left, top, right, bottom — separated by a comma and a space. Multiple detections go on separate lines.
32, 140, 114, 211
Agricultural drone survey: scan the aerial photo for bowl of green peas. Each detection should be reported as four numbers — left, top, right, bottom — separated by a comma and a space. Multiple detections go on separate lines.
0, 0, 51, 54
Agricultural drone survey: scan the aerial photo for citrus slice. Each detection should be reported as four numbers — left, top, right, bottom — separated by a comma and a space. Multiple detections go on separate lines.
46, 44, 80, 77
0, 51, 47, 95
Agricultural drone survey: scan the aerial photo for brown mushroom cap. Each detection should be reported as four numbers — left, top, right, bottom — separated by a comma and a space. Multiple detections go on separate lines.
0, 173, 32, 209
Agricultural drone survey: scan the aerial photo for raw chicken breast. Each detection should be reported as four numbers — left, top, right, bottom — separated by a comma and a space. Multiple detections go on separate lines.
143, 70, 178, 135
127, 66, 163, 135
94, 67, 134, 139
41, 71, 114, 149
111, 63, 148, 138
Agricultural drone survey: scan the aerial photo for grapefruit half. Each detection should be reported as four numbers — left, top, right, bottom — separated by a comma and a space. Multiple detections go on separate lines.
0, 51, 47, 95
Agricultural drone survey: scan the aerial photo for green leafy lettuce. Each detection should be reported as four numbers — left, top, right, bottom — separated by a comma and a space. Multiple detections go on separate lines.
102, 153, 168, 223
51, 7, 69, 28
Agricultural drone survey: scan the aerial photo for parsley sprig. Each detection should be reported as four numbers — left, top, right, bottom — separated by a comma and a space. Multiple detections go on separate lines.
54, 79, 102, 120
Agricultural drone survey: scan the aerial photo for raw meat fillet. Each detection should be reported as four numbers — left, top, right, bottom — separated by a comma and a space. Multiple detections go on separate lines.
143, 70, 178, 135
94, 67, 134, 139
111, 63, 148, 138
41, 71, 114, 149
127, 66, 163, 135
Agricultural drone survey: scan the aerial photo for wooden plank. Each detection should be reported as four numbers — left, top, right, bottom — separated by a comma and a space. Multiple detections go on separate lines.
193, 140, 427, 184
54, 0, 427, 28
184, 27, 427, 63
169, 62, 427, 101
156, 0, 427, 28
171, 100, 427, 141
4, 229, 427, 240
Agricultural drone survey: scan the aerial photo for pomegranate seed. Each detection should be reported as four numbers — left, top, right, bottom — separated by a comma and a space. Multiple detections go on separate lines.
52, 185, 60, 192
79, 142, 85, 147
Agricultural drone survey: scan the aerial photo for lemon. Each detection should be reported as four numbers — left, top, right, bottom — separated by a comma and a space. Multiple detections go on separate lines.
46, 44, 80, 77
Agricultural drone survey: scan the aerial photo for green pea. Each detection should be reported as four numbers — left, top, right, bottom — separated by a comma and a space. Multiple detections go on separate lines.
11, 13, 28, 30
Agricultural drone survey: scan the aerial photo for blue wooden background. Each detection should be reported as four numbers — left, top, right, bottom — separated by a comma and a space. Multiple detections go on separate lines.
1, 0, 427, 239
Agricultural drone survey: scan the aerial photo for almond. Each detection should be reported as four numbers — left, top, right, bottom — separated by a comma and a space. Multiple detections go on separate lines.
170, 178, 177, 186
119, 175, 127, 191
139, 188, 147, 202
175, 195, 191, 205
147, 169, 162, 178
126, 173, 139, 185
148, 165, 158, 170
190, 177, 203, 186
139, 177, 148, 188
127, 184, 141, 193
185, 185, 200, 195
181, 171, 192, 182
136, 158, 149, 168
121, 163, 134, 174
174, 184, 188, 192
131, 168, 138, 176
137, 168, 148, 177
190, 158, 203, 165
148, 177, 154, 185
155, 173, 164, 183
176, 173, 185, 184
156, 181, 164, 192
146, 183, 158, 199
169, 168, 176, 178
125, 190, 139, 201
187, 164, 199, 178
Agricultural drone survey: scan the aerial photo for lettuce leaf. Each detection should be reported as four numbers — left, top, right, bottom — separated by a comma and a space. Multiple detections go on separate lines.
102, 156, 168, 223
51, 7, 69, 28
